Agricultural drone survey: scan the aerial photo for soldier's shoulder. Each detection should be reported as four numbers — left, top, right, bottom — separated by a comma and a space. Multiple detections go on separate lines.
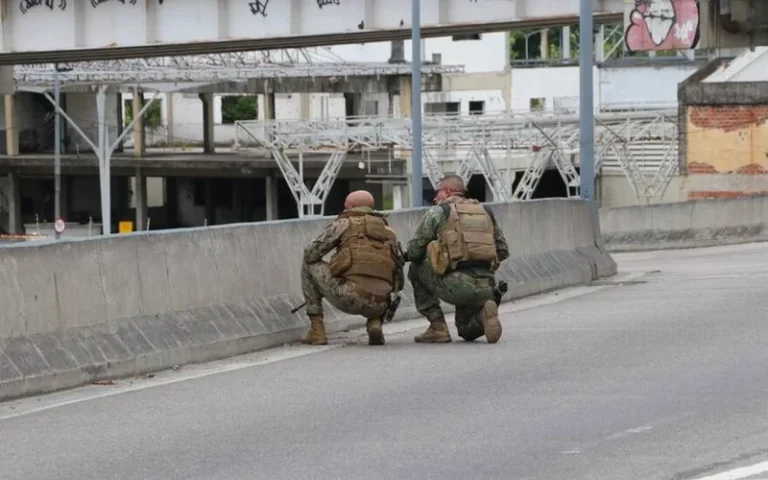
425, 204, 448, 218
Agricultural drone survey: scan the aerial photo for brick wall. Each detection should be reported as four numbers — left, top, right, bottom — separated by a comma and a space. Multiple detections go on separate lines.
685, 104, 768, 199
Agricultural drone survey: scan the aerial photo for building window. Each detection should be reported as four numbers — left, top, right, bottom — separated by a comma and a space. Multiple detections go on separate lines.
469, 101, 485, 115
530, 98, 545, 111
221, 95, 258, 124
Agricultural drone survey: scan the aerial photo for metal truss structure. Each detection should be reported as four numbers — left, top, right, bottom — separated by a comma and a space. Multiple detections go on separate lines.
11, 47, 466, 223
233, 109, 680, 206
13, 48, 464, 89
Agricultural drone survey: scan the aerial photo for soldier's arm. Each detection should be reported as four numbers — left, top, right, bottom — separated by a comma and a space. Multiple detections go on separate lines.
491, 213, 510, 263
391, 241, 406, 292
303, 219, 347, 264
406, 207, 441, 263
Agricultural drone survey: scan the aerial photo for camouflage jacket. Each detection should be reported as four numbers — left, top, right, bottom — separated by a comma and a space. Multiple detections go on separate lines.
303, 206, 406, 292
406, 195, 510, 277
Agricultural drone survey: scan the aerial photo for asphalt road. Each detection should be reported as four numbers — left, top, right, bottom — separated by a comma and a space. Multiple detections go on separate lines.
3, 243, 768, 480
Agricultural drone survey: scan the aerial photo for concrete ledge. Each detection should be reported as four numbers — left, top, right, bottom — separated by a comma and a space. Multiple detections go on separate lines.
0, 199, 616, 402
600, 196, 768, 252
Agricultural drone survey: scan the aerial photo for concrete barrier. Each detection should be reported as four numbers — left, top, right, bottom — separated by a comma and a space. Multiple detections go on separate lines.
600, 196, 768, 252
0, 199, 615, 401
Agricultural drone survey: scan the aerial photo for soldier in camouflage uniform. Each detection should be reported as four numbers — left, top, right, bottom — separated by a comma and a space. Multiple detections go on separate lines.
406, 175, 509, 344
301, 190, 406, 346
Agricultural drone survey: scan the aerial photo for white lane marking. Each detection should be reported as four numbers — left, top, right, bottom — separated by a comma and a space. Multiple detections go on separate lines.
692, 461, 768, 480
0, 272, 647, 421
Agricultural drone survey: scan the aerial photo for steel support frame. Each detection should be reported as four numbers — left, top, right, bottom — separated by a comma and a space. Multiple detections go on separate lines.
233, 110, 678, 206
42, 87, 160, 234
270, 149, 346, 218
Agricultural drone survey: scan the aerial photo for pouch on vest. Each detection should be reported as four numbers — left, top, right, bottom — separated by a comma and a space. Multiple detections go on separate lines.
329, 248, 352, 278
427, 240, 450, 276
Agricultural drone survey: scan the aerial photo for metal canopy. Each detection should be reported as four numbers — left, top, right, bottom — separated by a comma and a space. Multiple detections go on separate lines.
13, 49, 464, 91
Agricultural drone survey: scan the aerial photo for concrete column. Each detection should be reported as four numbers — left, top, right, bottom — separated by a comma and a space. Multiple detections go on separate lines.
265, 175, 278, 220
4, 94, 18, 157
134, 167, 147, 231
562, 26, 571, 60
398, 77, 412, 117
540, 29, 549, 60
595, 26, 605, 62
392, 185, 404, 210
7, 172, 21, 234
264, 92, 276, 120
199, 93, 215, 154
132, 90, 145, 158
299, 93, 311, 119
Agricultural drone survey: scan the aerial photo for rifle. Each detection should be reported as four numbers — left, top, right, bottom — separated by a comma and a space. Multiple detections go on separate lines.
291, 302, 306, 314
493, 280, 508, 306
382, 293, 402, 323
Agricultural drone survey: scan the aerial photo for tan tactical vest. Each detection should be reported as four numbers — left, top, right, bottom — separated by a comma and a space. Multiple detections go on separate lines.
328, 210, 399, 295
428, 198, 497, 276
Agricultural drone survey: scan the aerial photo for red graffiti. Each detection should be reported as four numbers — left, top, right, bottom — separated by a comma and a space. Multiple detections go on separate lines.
624, 0, 700, 53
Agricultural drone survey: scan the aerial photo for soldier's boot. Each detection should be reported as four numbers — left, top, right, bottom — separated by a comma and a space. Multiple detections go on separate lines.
481, 300, 502, 344
301, 315, 328, 345
366, 318, 385, 346
414, 318, 452, 343
456, 320, 484, 342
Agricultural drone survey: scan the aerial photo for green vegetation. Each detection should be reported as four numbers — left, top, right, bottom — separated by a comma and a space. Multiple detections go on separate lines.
222, 95, 258, 124
124, 98, 162, 130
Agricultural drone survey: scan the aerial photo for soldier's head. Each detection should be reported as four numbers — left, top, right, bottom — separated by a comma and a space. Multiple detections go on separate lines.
433, 175, 467, 204
344, 190, 375, 210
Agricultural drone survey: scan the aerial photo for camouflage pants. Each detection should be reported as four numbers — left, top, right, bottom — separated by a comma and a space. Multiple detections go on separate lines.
408, 261, 495, 340
301, 260, 389, 319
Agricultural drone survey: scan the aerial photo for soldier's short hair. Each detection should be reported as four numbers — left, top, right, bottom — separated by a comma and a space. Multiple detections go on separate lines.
438, 175, 467, 193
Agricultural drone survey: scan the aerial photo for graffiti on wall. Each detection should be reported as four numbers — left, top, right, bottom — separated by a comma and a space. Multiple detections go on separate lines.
19, 0, 66, 14
317, 0, 340, 8
624, 0, 700, 53
91, 0, 137, 6
249, 0, 269, 16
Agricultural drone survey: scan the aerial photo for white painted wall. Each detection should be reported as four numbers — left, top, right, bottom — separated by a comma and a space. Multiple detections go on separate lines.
600, 65, 698, 110
510, 63, 698, 113
328, 33, 509, 73
510, 66, 598, 113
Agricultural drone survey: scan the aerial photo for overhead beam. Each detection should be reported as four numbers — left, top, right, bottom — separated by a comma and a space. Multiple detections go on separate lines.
0, 12, 621, 65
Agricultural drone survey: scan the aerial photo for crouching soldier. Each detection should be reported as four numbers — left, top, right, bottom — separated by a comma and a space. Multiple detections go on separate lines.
406, 175, 510, 344
300, 190, 405, 346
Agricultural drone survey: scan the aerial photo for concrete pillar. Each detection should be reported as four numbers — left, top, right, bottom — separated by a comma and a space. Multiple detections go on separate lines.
595, 26, 605, 62
132, 90, 145, 158
392, 185, 404, 210
264, 92, 276, 120
7, 172, 21, 234
265, 175, 278, 220
562, 26, 571, 60
134, 167, 147, 231
540, 29, 549, 60
398, 77, 412, 117
4, 94, 18, 157
199, 93, 215, 154
299, 93, 311, 119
